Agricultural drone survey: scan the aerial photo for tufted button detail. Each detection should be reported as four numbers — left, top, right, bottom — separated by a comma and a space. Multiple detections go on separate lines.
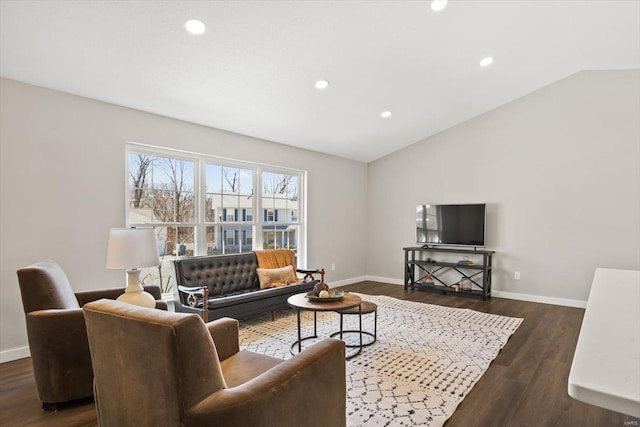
176, 252, 261, 298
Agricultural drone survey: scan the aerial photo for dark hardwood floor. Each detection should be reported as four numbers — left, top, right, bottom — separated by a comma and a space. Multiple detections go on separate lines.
1, 281, 637, 426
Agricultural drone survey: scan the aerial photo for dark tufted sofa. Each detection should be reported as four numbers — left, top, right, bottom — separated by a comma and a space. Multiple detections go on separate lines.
174, 252, 322, 321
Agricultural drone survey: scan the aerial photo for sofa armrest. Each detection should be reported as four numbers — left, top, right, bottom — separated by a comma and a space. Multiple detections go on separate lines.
205, 317, 240, 362
178, 285, 210, 321
26, 308, 94, 401
27, 308, 89, 354
297, 268, 325, 283
187, 338, 346, 427
178, 285, 207, 307
155, 300, 168, 311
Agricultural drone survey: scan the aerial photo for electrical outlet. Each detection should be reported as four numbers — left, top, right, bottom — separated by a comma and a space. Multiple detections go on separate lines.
331, 263, 335, 271
514, 271, 521, 280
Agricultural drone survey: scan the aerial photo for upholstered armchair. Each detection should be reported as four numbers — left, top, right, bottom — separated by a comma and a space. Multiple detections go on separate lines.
83, 299, 347, 427
16, 261, 167, 410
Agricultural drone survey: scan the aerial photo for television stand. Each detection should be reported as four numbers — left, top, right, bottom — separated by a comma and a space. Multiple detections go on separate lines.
403, 246, 494, 301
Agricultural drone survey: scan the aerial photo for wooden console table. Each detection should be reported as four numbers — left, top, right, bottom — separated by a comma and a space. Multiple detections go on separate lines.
404, 246, 494, 300
568, 268, 640, 417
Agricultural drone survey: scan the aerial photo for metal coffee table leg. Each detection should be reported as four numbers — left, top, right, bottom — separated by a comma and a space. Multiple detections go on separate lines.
290, 309, 319, 356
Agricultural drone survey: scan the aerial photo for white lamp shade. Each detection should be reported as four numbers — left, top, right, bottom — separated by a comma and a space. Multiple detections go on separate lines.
106, 228, 161, 270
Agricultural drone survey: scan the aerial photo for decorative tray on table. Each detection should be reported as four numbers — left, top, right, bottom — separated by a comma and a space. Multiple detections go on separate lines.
305, 290, 345, 302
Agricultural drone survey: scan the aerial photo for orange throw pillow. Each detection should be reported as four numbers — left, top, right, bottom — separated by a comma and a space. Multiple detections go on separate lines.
257, 265, 298, 289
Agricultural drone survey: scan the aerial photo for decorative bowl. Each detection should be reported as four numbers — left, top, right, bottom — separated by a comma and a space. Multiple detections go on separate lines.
305, 290, 345, 302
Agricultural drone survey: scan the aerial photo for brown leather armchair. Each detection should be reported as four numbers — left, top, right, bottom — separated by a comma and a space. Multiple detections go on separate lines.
16, 261, 167, 410
83, 299, 347, 427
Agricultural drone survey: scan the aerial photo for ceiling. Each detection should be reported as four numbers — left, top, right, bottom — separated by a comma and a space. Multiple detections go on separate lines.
1, 1, 639, 163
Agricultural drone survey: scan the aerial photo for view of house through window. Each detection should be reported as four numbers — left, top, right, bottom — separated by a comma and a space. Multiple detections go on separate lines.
205, 163, 254, 255
126, 145, 305, 294
261, 171, 299, 250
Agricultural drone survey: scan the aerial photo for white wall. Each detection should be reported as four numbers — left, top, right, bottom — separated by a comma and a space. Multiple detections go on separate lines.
366, 70, 640, 304
0, 77, 368, 359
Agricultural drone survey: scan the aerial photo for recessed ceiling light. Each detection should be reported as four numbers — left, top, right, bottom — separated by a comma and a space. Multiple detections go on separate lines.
431, 0, 448, 12
185, 19, 206, 35
315, 80, 329, 90
480, 56, 494, 67
381, 111, 392, 118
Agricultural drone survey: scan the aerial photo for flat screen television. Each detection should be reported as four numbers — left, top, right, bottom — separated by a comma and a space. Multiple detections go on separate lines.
416, 204, 486, 247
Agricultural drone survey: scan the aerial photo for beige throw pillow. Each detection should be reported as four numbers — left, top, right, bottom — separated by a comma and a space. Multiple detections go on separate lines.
257, 265, 299, 289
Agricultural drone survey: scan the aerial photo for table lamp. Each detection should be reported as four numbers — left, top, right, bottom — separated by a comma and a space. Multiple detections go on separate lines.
106, 227, 160, 307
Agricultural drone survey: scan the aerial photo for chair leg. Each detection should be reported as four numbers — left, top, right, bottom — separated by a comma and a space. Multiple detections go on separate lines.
202, 286, 209, 323
374, 310, 377, 341
271, 311, 275, 321
42, 402, 58, 412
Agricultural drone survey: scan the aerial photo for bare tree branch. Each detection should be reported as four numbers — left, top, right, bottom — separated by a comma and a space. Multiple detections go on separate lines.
129, 154, 152, 208
224, 169, 238, 192
264, 174, 295, 196
275, 175, 293, 194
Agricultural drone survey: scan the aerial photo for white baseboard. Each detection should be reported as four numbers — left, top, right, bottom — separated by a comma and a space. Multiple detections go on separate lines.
492, 291, 586, 308
330, 276, 368, 288
364, 275, 404, 286
0, 346, 30, 363
339, 276, 587, 309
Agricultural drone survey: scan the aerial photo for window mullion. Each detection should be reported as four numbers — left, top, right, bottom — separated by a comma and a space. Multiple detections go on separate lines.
195, 157, 207, 256
255, 167, 264, 250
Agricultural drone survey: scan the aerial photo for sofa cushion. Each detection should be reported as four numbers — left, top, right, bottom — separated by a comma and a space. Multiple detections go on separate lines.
206, 281, 312, 310
174, 252, 259, 297
256, 265, 299, 289
220, 349, 283, 388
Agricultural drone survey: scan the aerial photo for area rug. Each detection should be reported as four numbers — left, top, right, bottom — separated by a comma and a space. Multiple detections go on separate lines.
238, 293, 522, 426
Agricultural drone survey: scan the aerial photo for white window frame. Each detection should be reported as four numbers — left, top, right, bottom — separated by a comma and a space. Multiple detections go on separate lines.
225, 208, 236, 222
125, 142, 307, 265
266, 209, 275, 222
225, 229, 236, 246
258, 167, 302, 252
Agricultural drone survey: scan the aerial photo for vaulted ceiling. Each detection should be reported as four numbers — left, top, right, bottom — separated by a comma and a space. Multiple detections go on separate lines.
1, 1, 638, 162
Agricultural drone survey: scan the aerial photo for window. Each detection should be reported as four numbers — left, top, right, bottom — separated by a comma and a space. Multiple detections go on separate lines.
126, 144, 305, 289
205, 163, 254, 255
224, 208, 236, 222
225, 229, 236, 245
265, 209, 275, 222
261, 171, 299, 250
127, 152, 196, 293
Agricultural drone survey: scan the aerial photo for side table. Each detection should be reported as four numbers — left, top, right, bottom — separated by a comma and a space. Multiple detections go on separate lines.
287, 292, 363, 359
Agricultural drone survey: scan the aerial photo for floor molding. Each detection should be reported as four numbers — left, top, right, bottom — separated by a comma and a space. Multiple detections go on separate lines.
330, 276, 368, 288
357, 275, 587, 309
363, 275, 404, 285
0, 346, 30, 364
492, 291, 586, 309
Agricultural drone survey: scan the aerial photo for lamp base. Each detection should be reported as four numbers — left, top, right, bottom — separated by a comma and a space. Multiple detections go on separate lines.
116, 269, 156, 308
117, 290, 156, 307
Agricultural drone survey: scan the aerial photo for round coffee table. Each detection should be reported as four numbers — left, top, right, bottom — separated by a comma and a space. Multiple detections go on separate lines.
329, 300, 378, 347
287, 292, 363, 359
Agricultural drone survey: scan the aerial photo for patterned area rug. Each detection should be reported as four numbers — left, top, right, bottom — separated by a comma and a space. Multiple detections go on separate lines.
238, 293, 522, 426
